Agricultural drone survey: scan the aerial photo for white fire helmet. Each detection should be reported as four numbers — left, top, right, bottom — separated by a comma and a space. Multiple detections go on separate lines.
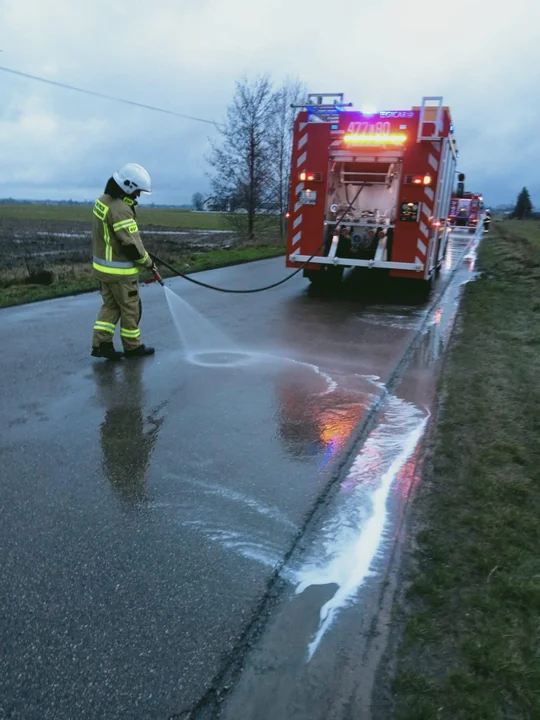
113, 163, 152, 195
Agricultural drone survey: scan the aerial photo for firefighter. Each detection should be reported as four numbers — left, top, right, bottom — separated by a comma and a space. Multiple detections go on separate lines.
91, 163, 157, 361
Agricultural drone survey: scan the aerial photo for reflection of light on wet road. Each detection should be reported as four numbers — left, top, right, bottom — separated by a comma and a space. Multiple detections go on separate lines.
464, 236, 480, 273
393, 446, 422, 501
276, 364, 373, 465
444, 228, 476, 272
292, 397, 428, 660
443, 237, 466, 271
319, 404, 365, 457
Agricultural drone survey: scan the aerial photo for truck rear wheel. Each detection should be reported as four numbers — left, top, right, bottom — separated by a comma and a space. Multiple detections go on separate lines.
304, 269, 325, 287
327, 266, 344, 285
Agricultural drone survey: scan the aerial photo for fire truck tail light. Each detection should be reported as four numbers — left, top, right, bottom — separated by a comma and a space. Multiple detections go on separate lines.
298, 171, 322, 182
408, 175, 431, 185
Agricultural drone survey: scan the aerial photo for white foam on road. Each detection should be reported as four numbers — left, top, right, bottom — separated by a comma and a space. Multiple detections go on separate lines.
290, 359, 338, 395
184, 520, 286, 570
179, 477, 298, 529
292, 395, 428, 660
358, 311, 424, 330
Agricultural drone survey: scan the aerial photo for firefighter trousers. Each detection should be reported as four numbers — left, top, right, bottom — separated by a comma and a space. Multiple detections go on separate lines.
92, 279, 143, 351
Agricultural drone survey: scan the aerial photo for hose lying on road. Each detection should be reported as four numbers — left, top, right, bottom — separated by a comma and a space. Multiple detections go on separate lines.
149, 248, 321, 294
148, 187, 364, 294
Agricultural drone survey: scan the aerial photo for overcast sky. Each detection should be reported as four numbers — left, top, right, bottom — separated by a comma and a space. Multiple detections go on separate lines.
1, 0, 539, 207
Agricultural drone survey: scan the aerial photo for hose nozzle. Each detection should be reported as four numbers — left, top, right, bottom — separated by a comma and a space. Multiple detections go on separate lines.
142, 269, 164, 287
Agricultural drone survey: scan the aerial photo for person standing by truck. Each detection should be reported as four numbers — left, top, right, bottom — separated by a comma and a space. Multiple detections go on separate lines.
91, 163, 157, 361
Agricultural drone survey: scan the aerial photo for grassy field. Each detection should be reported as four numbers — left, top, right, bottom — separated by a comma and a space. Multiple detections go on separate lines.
391, 220, 540, 719
0, 245, 286, 308
0, 203, 230, 229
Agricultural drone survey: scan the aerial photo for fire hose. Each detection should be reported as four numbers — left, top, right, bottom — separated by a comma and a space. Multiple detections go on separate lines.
142, 186, 364, 294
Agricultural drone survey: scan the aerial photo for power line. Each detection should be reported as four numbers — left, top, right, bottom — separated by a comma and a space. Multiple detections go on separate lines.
0, 65, 223, 128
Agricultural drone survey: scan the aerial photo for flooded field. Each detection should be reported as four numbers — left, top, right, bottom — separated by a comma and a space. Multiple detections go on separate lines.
0, 216, 238, 272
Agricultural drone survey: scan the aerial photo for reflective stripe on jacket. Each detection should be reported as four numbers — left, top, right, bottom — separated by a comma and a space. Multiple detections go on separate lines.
92, 195, 151, 281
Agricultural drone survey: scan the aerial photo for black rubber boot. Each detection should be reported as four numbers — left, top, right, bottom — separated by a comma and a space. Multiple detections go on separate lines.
91, 342, 124, 361
124, 344, 155, 358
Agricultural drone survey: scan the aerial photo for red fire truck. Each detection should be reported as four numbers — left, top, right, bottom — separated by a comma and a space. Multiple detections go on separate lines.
286, 94, 460, 292
448, 190, 484, 232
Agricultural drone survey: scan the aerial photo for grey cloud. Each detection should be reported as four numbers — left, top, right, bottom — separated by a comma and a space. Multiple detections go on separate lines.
1, 0, 540, 207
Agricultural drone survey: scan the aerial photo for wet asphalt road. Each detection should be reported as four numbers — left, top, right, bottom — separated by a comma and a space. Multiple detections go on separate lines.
0, 232, 474, 719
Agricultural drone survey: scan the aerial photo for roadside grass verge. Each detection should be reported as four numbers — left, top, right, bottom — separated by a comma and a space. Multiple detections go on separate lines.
392, 220, 540, 719
0, 245, 286, 308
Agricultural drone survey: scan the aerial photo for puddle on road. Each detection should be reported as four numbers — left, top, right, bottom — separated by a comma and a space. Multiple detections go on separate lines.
358, 309, 423, 330
157, 365, 380, 573
275, 366, 376, 468
190, 351, 255, 367
164, 288, 372, 420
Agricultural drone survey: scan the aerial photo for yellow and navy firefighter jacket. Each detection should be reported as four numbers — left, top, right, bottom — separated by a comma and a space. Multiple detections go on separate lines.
92, 195, 152, 282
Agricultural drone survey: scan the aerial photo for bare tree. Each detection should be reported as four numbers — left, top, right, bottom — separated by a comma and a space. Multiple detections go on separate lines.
208, 76, 278, 240
270, 79, 306, 238
191, 192, 204, 211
